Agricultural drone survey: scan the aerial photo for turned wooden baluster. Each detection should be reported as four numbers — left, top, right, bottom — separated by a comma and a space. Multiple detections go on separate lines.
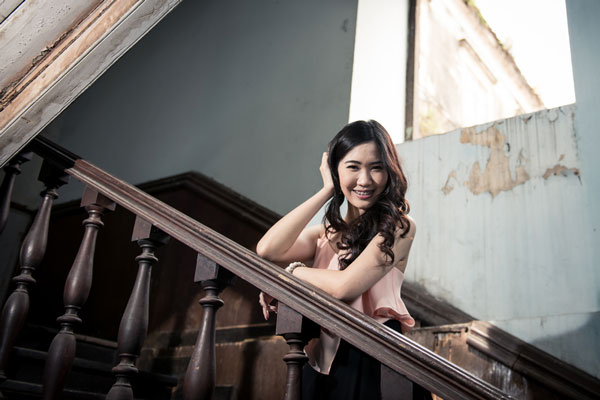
184, 255, 235, 400
0, 151, 32, 235
0, 160, 68, 381
276, 303, 320, 400
106, 217, 169, 400
41, 188, 115, 400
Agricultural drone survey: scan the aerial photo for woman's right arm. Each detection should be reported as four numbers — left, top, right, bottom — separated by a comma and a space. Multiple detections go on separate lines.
256, 153, 333, 263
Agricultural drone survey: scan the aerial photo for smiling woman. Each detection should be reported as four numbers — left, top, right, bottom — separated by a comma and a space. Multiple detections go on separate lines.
256, 120, 428, 400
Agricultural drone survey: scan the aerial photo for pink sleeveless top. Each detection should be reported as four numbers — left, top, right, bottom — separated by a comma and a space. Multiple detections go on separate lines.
304, 236, 415, 374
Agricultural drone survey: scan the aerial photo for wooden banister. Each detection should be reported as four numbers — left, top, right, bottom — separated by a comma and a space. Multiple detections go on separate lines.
106, 216, 169, 400
184, 256, 235, 400
0, 159, 68, 381
0, 151, 32, 234
42, 188, 115, 400
27, 136, 512, 400
275, 303, 319, 400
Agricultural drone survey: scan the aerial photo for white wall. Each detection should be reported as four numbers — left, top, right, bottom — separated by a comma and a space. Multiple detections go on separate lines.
397, 105, 600, 376
11, 0, 359, 216
566, 0, 600, 276
348, 0, 409, 144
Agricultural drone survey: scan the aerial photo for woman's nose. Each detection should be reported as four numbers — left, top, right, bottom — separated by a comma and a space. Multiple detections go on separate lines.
357, 170, 373, 186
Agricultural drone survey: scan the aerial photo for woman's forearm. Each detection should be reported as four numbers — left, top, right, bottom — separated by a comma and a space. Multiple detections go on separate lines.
256, 187, 333, 260
292, 267, 350, 300
291, 229, 412, 301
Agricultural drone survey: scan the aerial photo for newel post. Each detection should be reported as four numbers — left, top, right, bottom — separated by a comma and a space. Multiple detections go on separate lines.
276, 303, 319, 400
106, 217, 169, 400
0, 160, 68, 381
0, 151, 32, 235
41, 188, 115, 400
183, 255, 235, 400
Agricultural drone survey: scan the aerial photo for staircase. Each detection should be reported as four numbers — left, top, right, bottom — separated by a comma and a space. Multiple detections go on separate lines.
142, 324, 286, 400
1, 325, 176, 399
0, 138, 599, 399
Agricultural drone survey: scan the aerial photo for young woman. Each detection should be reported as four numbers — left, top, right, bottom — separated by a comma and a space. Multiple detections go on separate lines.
256, 120, 419, 399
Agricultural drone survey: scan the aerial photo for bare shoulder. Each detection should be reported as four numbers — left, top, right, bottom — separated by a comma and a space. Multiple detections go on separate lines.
301, 223, 325, 242
396, 214, 416, 240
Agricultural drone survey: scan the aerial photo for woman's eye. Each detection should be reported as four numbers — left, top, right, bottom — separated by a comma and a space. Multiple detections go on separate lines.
347, 165, 359, 170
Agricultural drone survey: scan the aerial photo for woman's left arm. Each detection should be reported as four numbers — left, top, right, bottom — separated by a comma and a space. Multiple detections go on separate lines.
292, 217, 416, 302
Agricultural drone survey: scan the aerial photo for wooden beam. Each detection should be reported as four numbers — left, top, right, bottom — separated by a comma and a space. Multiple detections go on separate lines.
0, 0, 24, 23
0, 0, 183, 168
0, 0, 102, 90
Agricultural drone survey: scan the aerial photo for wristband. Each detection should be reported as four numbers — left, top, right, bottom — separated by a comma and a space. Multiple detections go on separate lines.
285, 261, 307, 275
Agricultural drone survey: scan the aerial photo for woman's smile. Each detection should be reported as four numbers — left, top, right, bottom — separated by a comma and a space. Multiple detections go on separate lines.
353, 189, 375, 199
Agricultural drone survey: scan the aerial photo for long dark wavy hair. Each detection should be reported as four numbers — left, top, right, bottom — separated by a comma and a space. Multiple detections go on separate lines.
324, 120, 410, 269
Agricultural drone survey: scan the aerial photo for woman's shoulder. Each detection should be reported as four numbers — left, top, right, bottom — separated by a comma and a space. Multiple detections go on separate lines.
396, 214, 416, 239
303, 223, 327, 242
310, 224, 340, 250
404, 214, 416, 229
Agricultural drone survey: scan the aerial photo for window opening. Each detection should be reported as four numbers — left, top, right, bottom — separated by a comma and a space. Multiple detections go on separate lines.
407, 0, 575, 140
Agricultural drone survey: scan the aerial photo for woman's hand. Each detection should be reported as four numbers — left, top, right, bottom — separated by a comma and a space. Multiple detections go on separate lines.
320, 152, 334, 196
258, 291, 277, 320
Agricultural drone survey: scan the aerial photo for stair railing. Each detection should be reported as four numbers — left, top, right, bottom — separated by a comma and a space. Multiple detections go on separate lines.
0, 136, 513, 400
0, 151, 32, 235
0, 159, 68, 381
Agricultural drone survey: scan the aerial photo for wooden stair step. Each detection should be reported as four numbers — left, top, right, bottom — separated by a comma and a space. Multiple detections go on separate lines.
2, 343, 177, 399
406, 321, 600, 400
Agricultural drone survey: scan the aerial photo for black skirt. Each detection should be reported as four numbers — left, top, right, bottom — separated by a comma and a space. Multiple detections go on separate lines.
301, 319, 431, 400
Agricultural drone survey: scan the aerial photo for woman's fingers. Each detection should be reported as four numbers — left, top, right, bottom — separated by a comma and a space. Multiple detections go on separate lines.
320, 152, 334, 193
259, 292, 275, 320
258, 292, 268, 320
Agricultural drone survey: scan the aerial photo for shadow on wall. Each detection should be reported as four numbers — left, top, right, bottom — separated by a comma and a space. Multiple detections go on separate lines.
531, 306, 600, 379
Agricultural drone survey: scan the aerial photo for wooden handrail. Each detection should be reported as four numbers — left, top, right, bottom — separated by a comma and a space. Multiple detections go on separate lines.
28, 136, 512, 400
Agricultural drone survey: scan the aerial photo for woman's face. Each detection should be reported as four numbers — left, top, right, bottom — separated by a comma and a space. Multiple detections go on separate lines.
337, 141, 388, 215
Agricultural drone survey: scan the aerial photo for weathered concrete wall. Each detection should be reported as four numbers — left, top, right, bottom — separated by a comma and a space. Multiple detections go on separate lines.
10, 0, 358, 216
397, 104, 600, 377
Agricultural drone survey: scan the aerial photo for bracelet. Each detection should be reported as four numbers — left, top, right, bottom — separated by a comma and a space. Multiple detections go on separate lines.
285, 261, 307, 275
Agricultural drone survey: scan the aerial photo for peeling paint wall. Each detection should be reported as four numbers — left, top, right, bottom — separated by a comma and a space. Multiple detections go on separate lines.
460, 126, 530, 197
397, 105, 600, 377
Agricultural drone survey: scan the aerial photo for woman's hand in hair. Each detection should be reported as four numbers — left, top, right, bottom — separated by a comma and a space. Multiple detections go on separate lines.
320, 152, 334, 197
